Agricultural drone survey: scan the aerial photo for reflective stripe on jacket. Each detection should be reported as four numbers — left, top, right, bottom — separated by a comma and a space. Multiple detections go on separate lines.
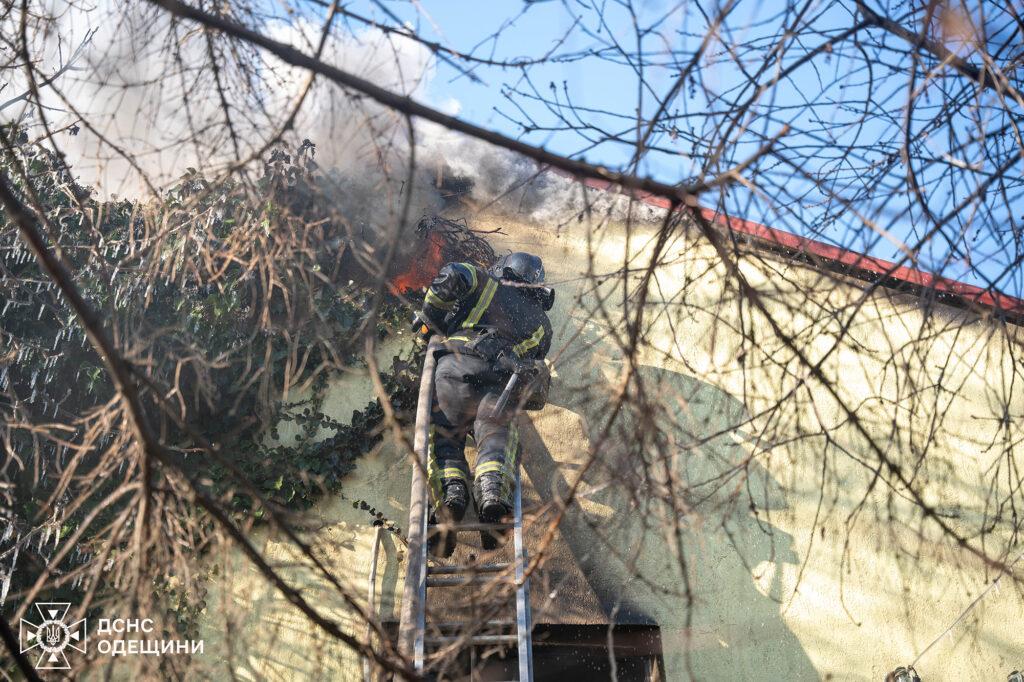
420, 262, 552, 362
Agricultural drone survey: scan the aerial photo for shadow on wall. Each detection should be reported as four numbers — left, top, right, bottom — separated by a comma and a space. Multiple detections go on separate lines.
519, 323, 820, 680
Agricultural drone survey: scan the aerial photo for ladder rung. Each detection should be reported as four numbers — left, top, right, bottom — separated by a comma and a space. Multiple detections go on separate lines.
431, 620, 515, 631
425, 634, 518, 646
428, 562, 511, 575
428, 522, 514, 533
426, 574, 513, 587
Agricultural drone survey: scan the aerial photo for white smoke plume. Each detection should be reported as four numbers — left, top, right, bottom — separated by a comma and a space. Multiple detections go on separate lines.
1, 0, 663, 227
2, 3, 429, 191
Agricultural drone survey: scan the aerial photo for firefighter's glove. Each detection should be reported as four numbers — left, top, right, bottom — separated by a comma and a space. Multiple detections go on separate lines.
493, 351, 536, 377
411, 314, 435, 341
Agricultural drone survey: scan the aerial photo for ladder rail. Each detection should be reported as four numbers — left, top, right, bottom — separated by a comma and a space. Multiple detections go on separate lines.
512, 469, 534, 682
397, 337, 440, 666
414, 472, 430, 670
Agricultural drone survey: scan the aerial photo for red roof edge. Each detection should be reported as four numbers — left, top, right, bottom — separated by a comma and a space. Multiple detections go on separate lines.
556, 173, 1024, 324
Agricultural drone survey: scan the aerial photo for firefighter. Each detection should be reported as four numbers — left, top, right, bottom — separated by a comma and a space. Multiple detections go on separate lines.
414, 252, 554, 555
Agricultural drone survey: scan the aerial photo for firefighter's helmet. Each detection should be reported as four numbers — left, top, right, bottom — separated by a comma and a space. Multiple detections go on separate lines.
491, 252, 544, 285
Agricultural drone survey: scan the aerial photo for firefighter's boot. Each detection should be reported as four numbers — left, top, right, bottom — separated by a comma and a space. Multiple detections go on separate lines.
475, 472, 511, 550
428, 479, 467, 558
441, 479, 468, 522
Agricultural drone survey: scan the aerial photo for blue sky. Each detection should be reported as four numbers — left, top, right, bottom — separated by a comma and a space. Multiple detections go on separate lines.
300, 1, 1024, 298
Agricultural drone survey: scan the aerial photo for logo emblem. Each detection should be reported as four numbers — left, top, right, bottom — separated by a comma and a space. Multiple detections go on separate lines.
19, 602, 87, 669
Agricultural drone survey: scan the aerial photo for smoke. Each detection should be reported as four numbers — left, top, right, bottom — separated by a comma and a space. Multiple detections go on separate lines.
1, 0, 664, 229
2, 2, 433, 193
3, 1, 238, 195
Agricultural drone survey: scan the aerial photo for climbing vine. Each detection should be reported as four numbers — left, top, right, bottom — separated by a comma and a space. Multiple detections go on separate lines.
0, 127, 427, 621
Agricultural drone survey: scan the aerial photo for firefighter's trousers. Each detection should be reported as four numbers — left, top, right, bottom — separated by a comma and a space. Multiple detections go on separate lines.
428, 352, 520, 513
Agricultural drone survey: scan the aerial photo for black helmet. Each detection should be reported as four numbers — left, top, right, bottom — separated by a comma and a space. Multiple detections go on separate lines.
885, 667, 921, 682
491, 252, 544, 285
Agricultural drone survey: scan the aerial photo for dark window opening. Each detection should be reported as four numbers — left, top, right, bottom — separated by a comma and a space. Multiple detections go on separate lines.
471, 624, 664, 682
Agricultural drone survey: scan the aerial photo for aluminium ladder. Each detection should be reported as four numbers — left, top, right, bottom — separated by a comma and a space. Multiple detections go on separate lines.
398, 338, 534, 681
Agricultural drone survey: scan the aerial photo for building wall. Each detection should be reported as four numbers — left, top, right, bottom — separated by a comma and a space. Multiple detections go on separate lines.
198, 205, 1024, 681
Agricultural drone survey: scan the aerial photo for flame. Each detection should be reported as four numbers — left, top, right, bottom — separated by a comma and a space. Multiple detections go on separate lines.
389, 232, 446, 294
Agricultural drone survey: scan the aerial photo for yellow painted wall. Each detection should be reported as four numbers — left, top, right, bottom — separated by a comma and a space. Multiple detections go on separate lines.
198, 204, 1023, 681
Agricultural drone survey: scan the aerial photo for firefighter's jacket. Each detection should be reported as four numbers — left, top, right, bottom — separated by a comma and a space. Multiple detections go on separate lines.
420, 262, 553, 364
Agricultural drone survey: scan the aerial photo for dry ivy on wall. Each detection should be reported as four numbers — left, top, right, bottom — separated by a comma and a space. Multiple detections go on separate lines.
0, 129, 423, 622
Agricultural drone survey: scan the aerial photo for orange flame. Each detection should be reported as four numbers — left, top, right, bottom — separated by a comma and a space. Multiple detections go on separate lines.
389, 232, 446, 294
